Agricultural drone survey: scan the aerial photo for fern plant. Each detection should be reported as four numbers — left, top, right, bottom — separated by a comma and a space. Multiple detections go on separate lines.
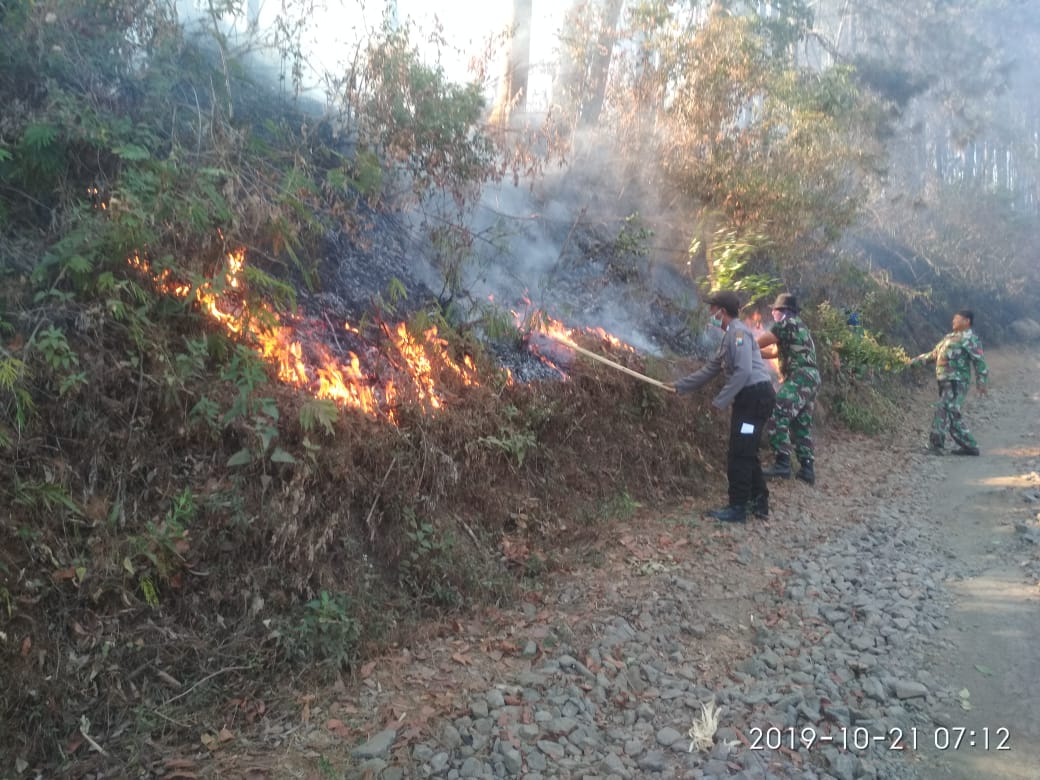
0, 354, 33, 449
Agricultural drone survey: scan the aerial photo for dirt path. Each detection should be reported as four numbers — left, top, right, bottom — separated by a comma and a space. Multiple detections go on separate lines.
201, 348, 1040, 780
912, 349, 1040, 780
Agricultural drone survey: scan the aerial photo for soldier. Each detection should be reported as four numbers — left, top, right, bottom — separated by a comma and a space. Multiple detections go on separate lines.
909, 309, 988, 455
756, 293, 821, 484
668, 291, 776, 523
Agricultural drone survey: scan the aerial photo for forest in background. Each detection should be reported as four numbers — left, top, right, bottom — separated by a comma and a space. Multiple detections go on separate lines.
1, 0, 1038, 774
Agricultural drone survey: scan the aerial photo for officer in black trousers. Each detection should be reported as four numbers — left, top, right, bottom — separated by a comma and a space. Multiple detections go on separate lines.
668, 291, 777, 523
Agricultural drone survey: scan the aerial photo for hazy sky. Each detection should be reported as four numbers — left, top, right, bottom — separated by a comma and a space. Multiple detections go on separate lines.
273, 0, 567, 102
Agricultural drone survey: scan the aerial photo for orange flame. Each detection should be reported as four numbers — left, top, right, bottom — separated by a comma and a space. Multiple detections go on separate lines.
129, 249, 483, 421
514, 305, 639, 375
744, 312, 781, 379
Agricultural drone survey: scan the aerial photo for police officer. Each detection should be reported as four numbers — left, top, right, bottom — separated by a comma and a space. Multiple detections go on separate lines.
909, 309, 988, 455
757, 293, 820, 484
669, 291, 776, 523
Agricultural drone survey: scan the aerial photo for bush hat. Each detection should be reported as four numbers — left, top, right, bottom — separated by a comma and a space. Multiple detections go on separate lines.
771, 293, 799, 313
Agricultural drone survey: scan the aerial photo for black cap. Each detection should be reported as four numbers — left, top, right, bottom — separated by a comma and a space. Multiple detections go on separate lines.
705, 290, 741, 317
771, 293, 799, 313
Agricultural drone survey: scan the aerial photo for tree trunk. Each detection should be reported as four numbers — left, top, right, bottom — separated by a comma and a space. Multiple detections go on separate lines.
489, 0, 533, 128
578, 0, 623, 127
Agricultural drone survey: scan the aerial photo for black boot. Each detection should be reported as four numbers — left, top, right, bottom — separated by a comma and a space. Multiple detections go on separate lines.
706, 505, 747, 523
750, 494, 769, 519
796, 459, 815, 485
763, 454, 792, 479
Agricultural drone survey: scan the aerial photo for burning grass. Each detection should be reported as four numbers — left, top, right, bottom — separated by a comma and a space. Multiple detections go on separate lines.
128, 249, 488, 422
0, 258, 725, 775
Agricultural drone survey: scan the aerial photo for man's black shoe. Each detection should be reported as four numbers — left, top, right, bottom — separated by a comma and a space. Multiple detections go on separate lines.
953, 445, 980, 456
763, 454, 792, 479
750, 495, 769, 519
706, 505, 747, 523
796, 460, 815, 485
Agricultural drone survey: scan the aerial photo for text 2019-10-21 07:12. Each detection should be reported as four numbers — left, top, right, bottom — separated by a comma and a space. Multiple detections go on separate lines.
746, 725, 1011, 752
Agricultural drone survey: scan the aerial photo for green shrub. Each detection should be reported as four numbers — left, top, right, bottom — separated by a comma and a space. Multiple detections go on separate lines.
804, 301, 909, 433
400, 511, 463, 609
281, 591, 362, 671
807, 301, 909, 381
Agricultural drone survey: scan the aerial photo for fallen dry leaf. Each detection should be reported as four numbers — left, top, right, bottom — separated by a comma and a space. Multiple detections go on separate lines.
298, 695, 314, 724
326, 718, 350, 738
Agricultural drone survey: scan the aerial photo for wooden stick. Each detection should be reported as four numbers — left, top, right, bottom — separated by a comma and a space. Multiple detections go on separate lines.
542, 333, 676, 392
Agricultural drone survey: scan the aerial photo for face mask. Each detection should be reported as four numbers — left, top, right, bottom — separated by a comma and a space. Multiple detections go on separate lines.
709, 313, 723, 328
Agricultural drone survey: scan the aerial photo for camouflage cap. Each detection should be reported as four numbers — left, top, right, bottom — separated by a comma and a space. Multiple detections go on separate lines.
705, 290, 741, 317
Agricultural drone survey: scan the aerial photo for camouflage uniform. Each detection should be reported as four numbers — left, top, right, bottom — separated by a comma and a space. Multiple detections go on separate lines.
912, 329, 988, 450
768, 315, 820, 465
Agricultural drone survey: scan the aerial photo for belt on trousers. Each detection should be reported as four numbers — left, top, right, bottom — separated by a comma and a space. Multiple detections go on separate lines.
737, 380, 772, 397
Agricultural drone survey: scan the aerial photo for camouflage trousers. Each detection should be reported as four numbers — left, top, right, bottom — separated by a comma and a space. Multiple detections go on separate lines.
768, 368, 820, 464
930, 380, 978, 449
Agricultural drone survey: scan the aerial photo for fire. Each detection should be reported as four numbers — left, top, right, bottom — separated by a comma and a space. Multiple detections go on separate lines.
744, 311, 781, 379
514, 300, 639, 375
129, 249, 483, 421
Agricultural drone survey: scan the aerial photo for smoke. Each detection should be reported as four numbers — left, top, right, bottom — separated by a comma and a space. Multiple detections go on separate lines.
172, 1, 708, 356
451, 152, 697, 357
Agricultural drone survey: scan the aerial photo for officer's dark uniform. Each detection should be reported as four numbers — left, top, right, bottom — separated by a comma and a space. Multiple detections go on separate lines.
674, 291, 776, 522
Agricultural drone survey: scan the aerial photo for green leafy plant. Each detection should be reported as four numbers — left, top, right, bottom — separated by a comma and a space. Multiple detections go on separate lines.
189, 396, 222, 433
614, 213, 654, 259
692, 227, 779, 307
805, 301, 910, 433
214, 345, 294, 467
400, 511, 462, 608
226, 399, 296, 468
476, 427, 538, 468
354, 20, 500, 205
807, 301, 909, 381
283, 591, 362, 671
299, 398, 339, 437
127, 487, 196, 586
32, 325, 79, 373
26, 324, 86, 397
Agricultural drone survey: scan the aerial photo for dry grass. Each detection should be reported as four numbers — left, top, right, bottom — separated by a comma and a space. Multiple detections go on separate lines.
688, 698, 721, 752
0, 318, 723, 774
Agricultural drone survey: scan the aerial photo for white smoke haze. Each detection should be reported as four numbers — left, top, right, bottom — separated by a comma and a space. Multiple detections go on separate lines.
169, 1, 711, 359
459, 161, 692, 356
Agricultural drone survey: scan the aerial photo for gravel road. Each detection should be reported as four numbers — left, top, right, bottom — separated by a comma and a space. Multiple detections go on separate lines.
326, 349, 1040, 780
